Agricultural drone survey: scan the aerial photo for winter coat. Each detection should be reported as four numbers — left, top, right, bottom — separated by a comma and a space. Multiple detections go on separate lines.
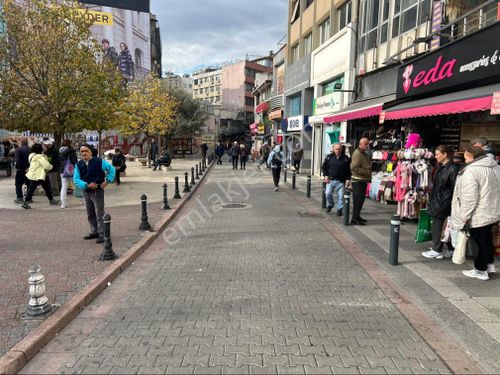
267, 146, 284, 169
103, 46, 119, 67
118, 49, 134, 79
112, 154, 127, 171
230, 146, 240, 157
427, 161, 459, 219
240, 147, 248, 158
44, 146, 60, 173
350, 149, 372, 182
215, 145, 225, 156
451, 154, 500, 229
293, 148, 304, 161
26, 153, 52, 181
322, 153, 351, 183
58, 146, 78, 174
15, 145, 30, 170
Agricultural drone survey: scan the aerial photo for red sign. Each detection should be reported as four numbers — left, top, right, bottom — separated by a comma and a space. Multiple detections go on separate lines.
491, 92, 500, 115
255, 102, 269, 114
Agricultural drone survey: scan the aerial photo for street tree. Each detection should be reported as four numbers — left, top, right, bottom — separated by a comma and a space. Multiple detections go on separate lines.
166, 88, 209, 139
0, 0, 123, 146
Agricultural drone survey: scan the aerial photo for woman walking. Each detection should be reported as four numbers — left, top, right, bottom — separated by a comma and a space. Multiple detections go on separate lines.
422, 145, 459, 259
239, 144, 247, 170
22, 143, 58, 209
267, 145, 284, 191
59, 140, 78, 208
451, 146, 500, 280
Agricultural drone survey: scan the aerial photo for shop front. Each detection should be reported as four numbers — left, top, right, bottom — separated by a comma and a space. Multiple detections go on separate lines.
282, 115, 309, 166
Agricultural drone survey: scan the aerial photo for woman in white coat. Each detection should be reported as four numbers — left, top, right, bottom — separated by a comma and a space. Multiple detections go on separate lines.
451, 146, 500, 280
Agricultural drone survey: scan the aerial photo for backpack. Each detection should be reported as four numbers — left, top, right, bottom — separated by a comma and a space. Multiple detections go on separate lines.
271, 152, 282, 168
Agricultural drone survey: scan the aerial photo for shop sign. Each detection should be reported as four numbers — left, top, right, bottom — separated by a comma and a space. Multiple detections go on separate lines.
201, 134, 215, 143
314, 92, 342, 115
396, 22, 500, 100
491, 92, 500, 115
77, 9, 113, 26
268, 109, 282, 120
287, 116, 304, 132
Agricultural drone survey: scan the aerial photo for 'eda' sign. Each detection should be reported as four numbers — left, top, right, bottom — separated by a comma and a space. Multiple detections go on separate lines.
287, 116, 304, 132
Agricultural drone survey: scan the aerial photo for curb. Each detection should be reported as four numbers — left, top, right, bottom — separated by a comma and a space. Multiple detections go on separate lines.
0, 161, 215, 375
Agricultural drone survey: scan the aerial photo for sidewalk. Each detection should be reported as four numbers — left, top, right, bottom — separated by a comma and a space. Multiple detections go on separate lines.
15, 163, 486, 374
284, 167, 500, 373
0, 158, 204, 357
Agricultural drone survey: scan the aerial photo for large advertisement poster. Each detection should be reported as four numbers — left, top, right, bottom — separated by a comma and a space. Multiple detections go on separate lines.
79, 0, 150, 13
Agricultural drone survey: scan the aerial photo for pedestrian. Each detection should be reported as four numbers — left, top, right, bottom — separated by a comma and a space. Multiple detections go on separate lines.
215, 142, 225, 165
350, 138, 372, 225
101, 38, 118, 68
59, 139, 78, 209
112, 148, 127, 185
13, 138, 30, 204
201, 142, 208, 160
230, 141, 240, 170
422, 145, 459, 259
239, 144, 247, 170
268, 144, 284, 191
292, 143, 304, 173
118, 42, 134, 86
451, 146, 500, 281
152, 148, 171, 171
21, 143, 58, 209
43, 139, 60, 196
258, 142, 271, 169
322, 144, 351, 217
73, 144, 116, 244
149, 139, 159, 166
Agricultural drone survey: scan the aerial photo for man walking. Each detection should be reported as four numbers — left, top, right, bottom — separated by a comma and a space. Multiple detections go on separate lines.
350, 138, 372, 225
73, 144, 115, 244
149, 139, 159, 167
258, 142, 271, 169
201, 142, 208, 161
322, 144, 350, 216
215, 142, 225, 165
230, 141, 240, 170
13, 139, 30, 204
292, 143, 304, 174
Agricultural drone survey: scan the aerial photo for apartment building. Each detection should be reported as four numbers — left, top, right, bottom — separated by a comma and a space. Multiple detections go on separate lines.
192, 68, 222, 104
163, 73, 193, 95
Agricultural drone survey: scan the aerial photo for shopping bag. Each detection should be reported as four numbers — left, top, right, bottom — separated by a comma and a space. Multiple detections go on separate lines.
452, 231, 468, 265
415, 209, 432, 243
440, 217, 452, 243
62, 159, 74, 178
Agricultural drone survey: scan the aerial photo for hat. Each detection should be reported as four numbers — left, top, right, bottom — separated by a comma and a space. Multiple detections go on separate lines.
42, 139, 53, 146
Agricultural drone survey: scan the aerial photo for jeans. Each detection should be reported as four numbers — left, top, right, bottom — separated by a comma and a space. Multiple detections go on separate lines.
272, 167, 281, 187
83, 188, 105, 237
470, 223, 495, 271
47, 172, 60, 196
60, 175, 72, 206
325, 179, 345, 212
15, 169, 28, 199
352, 181, 367, 221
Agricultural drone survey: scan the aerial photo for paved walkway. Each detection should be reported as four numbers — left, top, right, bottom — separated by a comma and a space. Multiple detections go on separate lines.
18, 163, 469, 374
0, 159, 202, 357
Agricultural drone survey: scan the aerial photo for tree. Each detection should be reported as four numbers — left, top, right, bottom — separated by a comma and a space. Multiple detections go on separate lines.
167, 87, 209, 139
0, 0, 123, 146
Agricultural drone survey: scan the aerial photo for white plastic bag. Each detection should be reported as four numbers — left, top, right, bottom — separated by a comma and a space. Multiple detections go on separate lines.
452, 231, 468, 265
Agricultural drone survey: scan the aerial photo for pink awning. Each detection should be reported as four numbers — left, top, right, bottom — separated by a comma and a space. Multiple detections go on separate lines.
324, 105, 383, 123
255, 102, 269, 114
385, 95, 493, 120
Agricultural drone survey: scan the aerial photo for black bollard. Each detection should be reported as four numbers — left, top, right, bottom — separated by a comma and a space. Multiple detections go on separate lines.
139, 194, 152, 230
284, 167, 287, 183
292, 172, 296, 189
190, 167, 196, 185
321, 181, 326, 209
199, 161, 203, 176
162, 183, 171, 210
100, 213, 117, 260
389, 215, 401, 266
183, 172, 191, 193
343, 190, 350, 226
306, 175, 311, 198
173, 176, 182, 199
195, 164, 200, 180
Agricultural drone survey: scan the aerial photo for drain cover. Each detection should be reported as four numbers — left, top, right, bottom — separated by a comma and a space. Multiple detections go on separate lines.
298, 211, 324, 218
221, 203, 249, 209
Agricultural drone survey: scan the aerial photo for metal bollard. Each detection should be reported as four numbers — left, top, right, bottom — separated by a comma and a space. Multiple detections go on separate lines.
26, 265, 51, 317
321, 181, 326, 209
199, 161, 203, 176
173, 177, 182, 199
100, 214, 117, 260
183, 172, 191, 193
343, 190, 351, 226
190, 167, 196, 185
284, 167, 287, 183
139, 194, 152, 230
195, 164, 200, 180
389, 215, 401, 266
292, 172, 296, 189
306, 175, 311, 198
162, 183, 171, 210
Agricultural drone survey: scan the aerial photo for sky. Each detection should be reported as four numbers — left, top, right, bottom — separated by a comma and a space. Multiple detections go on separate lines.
150, 0, 288, 76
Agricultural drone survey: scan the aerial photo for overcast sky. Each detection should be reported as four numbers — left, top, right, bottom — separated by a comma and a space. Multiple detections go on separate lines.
150, 0, 288, 76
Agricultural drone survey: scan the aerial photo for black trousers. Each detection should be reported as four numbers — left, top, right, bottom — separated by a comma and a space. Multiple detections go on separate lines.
216, 155, 223, 164
272, 167, 281, 187
351, 181, 367, 221
15, 169, 28, 199
293, 160, 300, 172
470, 223, 495, 272
114, 166, 125, 184
25, 179, 53, 202
240, 157, 246, 169
431, 217, 453, 252
232, 156, 238, 169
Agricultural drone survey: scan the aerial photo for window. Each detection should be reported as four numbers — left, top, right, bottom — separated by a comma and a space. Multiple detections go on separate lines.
290, 0, 300, 24
339, 1, 352, 30
193, 79, 198, 85
291, 44, 299, 63
322, 76, 344, 96
245, 68, 256, 77
304, 33, 313, 53
319, 18, 331, 44
419, 0, 431, 24
289, 95, 301, 116
245, 97, 254, 106
401, 0, 418, 34
134, 49, 142, 69
245, 83, 254, 92
379, 0, 389, 43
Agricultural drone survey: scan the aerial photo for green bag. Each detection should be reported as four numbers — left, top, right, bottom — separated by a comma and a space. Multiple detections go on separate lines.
415, 209, 432, 243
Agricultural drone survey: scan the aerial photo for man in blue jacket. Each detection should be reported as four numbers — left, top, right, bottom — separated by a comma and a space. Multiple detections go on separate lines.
73, 144, 115, 244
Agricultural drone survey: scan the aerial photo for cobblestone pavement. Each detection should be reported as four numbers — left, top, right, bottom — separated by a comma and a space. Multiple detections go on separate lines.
20, 164, 455, 374
0, 159, 202, 357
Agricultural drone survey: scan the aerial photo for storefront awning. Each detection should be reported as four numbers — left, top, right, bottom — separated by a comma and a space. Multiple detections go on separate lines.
255, 102, 269, 114
384, 84, 500, 120
323, 95, 396, 123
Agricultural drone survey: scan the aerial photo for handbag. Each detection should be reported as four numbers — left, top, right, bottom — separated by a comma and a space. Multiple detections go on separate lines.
62, 158, 74, 178
461, 222, 479, 260
415, 209, 432, 243
452, 231, 467, 264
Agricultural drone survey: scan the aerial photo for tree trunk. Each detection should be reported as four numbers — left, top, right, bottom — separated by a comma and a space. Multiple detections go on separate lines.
54, 132, 62, 150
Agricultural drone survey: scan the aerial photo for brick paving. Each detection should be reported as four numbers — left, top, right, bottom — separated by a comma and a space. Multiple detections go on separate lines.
0, 159, 202, 357
19, 164, 455, 374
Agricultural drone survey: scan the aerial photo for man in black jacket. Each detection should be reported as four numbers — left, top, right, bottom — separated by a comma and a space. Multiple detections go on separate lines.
14, 139, 30, 204
322, 144, 351, 216
43, 139, 60, 195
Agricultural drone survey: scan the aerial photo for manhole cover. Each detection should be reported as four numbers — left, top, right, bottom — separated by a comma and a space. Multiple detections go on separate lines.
221, 203, 250, 209
298, 211, 324, 218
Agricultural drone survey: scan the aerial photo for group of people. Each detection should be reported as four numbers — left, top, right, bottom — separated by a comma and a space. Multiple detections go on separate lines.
102, 38, 134, 86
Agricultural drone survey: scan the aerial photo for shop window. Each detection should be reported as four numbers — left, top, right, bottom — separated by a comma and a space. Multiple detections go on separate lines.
319, 18, 330, 44
291, 0, 300, 24
289, 95, 301, 117
339, 1, 352, 30
304, 32, 313, 53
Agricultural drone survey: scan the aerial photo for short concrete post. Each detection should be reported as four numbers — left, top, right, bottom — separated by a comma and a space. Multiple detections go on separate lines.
284, 167, 287, 183
190, 167, 196, 185
100, 214, 117, 260
26, 265, 51, 317
162, 183, 171, 210
195, 164, 200, 180
306, 175, 311, 198
389, 215, 401, 266
183, 172, 191, 193
139, 194, 152, 230
199, 161, 203, 176
173, 177, 182, 199
321, 181, 326, 209
343, 190, 351, 226
292, 172, 296, 189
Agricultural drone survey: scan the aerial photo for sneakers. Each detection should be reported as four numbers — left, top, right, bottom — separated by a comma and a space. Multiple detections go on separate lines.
13, 198, 23, 204
21, 202, 31, 209
49, 199, 59, 205
274, 187, 279, 192
422, 249, 443, 259
60, 204, 67, 209
326, 206, 333, 213
463, 268, 489, 281
95, 237, 105, 244
84, 233, 99, 240
487, 263, 496, 274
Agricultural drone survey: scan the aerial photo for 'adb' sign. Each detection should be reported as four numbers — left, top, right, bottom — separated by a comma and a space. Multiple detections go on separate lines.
287, 116, 304, 132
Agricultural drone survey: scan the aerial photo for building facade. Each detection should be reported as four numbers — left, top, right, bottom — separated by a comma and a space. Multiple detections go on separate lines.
192, 68, 223, 104
150, 14, 161, 77
164, 73, 193, 95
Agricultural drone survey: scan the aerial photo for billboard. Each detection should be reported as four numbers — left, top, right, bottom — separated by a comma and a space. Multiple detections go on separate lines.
78, 0, 150, 13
